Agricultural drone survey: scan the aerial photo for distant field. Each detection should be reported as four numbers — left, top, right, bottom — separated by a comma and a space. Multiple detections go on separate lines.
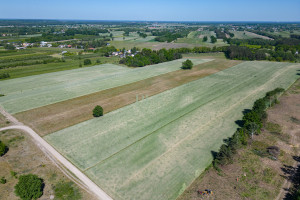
0, 58, 210, 113
0, 48, 120, 79
176, 30, 227, 47
44, 61, 300, 200
231, 31, 272, 40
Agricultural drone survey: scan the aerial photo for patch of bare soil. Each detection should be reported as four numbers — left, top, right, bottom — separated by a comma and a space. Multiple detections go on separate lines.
0, 129, 97, 200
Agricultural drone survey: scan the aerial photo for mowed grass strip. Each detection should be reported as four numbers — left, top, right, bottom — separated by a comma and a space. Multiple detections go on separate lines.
15, 59, 240, 136
44, 61, 300, 200
0, 58, 210, 114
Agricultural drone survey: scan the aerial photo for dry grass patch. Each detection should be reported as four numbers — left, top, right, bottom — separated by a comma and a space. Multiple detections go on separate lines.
0, 129, 96, 200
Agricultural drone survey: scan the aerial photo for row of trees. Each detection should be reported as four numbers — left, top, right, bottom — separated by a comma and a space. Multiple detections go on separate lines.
119, 48, 182, 67
213, 88, 285, 168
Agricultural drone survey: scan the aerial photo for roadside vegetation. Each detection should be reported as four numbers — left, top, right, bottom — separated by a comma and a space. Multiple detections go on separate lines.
14, 174, 44, 200
0, 128, 96, 200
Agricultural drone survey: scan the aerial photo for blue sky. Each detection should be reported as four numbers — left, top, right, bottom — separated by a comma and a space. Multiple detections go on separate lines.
1, 0, 300, 21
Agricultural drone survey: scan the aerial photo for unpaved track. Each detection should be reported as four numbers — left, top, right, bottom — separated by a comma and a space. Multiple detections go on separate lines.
0, 107, 112, 200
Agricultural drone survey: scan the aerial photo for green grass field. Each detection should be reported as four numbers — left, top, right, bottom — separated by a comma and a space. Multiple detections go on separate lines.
0, 58, 210, 113
44, 61, 300, 200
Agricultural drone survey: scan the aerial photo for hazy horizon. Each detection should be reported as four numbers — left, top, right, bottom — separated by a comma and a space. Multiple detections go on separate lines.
1, 0, 300, 22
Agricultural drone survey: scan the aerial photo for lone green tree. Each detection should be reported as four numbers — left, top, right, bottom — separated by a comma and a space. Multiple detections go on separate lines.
0, 140, 8, 156
15, 174, 44, 200
83, 59, 91, 65
181, 59, 193, 70
202, 36, 208, 42
210, 36, 217, 43
93, 105, 103, 117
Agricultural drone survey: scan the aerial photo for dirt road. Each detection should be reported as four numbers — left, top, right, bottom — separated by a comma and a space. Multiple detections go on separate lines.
0, 107, 112, 200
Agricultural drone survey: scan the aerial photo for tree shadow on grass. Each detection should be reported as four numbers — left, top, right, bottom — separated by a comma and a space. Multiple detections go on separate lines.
282, 156, 300, 200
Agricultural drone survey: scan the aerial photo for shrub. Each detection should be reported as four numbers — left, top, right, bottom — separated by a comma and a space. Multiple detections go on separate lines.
0, 177, 6, 184
93, 105, 103, 117
181, 59, 193, 70
83, 59, 92, 65
0, 140, 8, 156
10, 171, 17, 178
15, 174, 44, 200
0, 73, 10, 79
54, 181, 81, 200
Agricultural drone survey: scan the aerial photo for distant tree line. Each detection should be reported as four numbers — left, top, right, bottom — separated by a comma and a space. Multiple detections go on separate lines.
26, 33, 74, 43
152, 28, 196, 43
213, 88, 285, 169
64, 28, 109, 36
138, 32, 147, 38
225, 45, 299, 62
119, 48, 182, 67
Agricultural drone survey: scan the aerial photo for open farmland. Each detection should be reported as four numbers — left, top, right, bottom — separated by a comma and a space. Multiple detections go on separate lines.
15, 57, 240, 136
44, 61, 300, 200
0, 58, 210, 113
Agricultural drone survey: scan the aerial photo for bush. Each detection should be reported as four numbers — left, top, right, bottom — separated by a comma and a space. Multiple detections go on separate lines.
0, 140, 8, 156
0, 177, 6, 184
54, 181, 81, 200
83, 59, 91, 65
0, 73, 10, 79
181, 59, 193, 70
93, 105, 103, 117
15, 174, 44, 200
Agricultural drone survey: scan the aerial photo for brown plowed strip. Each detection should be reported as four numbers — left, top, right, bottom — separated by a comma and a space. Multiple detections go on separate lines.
14, 59, 242, 136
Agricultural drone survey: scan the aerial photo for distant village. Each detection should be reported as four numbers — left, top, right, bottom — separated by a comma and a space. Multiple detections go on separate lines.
2, 40, 137, 58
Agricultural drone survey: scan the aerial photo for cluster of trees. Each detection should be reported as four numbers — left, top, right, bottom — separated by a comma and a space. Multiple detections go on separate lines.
154, 32, 185, 42
0, 73, 10, 79
225, 45, 299, 62
213, 88, 285, 168
152, 28, 194, 42
0, 140, 8, 156
15, 174, 44, 200
214, 29, 227, 39
64, 28, 108, 36
4, 43, 16, 50
225, 46, 266, 60
181, 59, 193, 69
138, 32, 147, 38
0, 26, 43, 36
119, 48, 182, 67
210, 36, 217, 43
